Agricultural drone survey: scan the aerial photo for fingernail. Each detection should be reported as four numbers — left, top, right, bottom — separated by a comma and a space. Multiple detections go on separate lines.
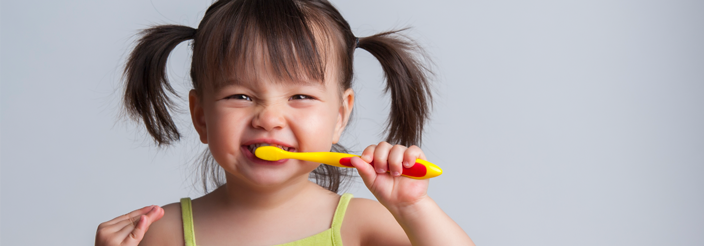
392, 171, 401, 176
403, 161, 410, 168
376, 168, 385, 173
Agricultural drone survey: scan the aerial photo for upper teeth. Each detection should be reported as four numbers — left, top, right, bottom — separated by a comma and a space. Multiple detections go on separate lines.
248, 143, 290, 152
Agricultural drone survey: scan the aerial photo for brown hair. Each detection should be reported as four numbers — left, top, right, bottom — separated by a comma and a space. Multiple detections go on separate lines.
123, 0, 433, 193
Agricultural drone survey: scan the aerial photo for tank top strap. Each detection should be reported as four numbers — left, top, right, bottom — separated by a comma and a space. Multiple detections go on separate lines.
180, 198, 197, 246
331, 193, 353, 230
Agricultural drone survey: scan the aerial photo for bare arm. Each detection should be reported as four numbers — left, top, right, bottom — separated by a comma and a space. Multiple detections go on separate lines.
390, 196, 474, 245
349, 142, 474, 246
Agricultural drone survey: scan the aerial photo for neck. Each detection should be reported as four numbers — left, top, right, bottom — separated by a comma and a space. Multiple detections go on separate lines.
216, 174, 318, 210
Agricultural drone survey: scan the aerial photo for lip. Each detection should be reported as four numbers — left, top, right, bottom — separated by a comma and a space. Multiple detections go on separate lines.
241, 139, 296, 165
241, 139, 296, 150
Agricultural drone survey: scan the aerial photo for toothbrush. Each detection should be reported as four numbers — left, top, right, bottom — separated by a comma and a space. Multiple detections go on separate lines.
254, 146, 443, 179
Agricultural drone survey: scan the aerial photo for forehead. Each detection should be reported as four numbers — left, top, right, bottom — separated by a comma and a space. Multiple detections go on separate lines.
218, 38, 339, 89
198, 3, 345, 93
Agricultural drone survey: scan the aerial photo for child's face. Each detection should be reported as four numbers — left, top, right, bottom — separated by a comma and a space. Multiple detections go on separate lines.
189, 66, 354, 187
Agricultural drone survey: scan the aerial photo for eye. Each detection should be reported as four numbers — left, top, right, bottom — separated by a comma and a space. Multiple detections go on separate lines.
290, 94, 315, 100
226, 94, 251, 101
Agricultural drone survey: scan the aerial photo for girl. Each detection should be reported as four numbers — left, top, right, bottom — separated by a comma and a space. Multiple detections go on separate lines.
96, 0, 474, 245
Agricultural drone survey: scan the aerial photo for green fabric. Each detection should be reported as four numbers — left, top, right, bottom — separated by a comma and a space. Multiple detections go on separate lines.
180, 198, 197, 246
180, 193, 353, 246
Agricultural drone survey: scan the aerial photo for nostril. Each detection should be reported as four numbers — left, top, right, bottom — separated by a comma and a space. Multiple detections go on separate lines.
251, 107, 287, 131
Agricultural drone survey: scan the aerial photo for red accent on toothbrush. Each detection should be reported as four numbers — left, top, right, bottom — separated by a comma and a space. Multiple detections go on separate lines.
339, 157, 427, 177
339, 157, 354, 167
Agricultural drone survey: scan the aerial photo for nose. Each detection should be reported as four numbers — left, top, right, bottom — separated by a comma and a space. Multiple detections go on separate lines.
251, 103, 287, 131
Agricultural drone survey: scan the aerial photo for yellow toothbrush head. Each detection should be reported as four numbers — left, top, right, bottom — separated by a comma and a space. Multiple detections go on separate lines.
254, 146, 288, 161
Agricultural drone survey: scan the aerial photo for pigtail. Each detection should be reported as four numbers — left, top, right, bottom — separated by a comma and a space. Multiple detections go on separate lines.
357, 30, 433, 146
123, 25, 197, 146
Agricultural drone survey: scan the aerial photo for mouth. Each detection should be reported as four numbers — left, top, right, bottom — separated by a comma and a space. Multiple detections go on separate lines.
241, 141, 297, 164
245, 143, 297, 153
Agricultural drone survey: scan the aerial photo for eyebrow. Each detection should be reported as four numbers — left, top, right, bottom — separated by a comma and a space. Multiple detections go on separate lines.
221, 76, 325, 87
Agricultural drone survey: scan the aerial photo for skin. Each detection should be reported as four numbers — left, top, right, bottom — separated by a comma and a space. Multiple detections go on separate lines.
96, 58, 474, 246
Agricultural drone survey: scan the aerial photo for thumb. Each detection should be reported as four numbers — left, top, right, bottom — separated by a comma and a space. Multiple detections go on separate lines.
146, 205, 165, 223
350, 156, 377, 189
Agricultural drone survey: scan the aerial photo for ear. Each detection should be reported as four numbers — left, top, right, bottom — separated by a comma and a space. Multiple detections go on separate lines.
189, 90, 208, 144
333, 88, 354, 144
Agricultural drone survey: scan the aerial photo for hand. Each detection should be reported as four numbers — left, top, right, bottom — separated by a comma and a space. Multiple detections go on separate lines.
95, 205, 164, 246
350, 142, 430, 213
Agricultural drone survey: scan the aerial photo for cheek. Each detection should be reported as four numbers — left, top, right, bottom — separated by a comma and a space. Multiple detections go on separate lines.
290, 106, 340, 150
205, 107, 249, 151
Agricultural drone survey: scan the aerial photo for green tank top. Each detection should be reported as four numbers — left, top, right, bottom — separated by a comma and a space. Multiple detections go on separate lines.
180, 193, 353, 246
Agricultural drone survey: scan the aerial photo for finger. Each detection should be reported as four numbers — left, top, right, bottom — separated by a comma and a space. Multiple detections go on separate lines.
100, 208, 151, 235
145, 205, 165, 223
102, 205, 155, 227
126, 209, 161, 245
388, 145, 407, 177
96, 219, 134, 246
404, 145, 426, 168
350, 156, 377, 188
122, 215, 149, 245
96, 205, 161, 246
110, 205, 163, 234
113, 217, 138, 243
360, 144, 376, 163
116, 205, 162, 243
373, 142, 392, 174
105, 215, 141, 234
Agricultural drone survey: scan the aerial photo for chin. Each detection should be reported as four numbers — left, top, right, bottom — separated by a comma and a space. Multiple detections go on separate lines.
221, 156, 320, 188
235, 168, 311, 188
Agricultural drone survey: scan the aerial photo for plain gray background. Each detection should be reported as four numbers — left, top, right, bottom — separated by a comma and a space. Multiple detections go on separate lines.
2, 0, 703, 245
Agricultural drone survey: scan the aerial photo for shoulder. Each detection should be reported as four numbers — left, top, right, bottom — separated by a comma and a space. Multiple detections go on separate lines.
342, 197, 410, 246
346, 197, 390, 219
138, 201, 184, 246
